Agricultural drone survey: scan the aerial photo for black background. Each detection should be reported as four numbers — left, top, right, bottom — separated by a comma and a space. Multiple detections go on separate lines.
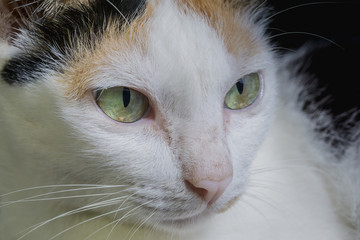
268, 0, 360, 51
266, 1, 360, 142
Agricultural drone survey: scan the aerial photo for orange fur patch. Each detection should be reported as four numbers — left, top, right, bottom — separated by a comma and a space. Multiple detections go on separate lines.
62, 2, 154, 101
177, 0, 262, 56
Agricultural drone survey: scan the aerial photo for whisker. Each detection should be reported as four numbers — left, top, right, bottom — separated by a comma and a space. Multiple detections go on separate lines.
1, 186, 128, 208
1, 184, 121, 198
249, 0, 267, 18
113, 191, 138, 220
251, 163, 328, 176
250, 165, 295, 175
269, 31, 344, 49
265, 2, 340, 22
9, 0, 37, 6
271, 46, 297, 53
268, 27, 287, 33
127, 210, 156, 240
105, 0, 130, 25
145, 218, 161, 240
145, 227, 155, 240
2, 192, 123, 206
245, 191, 279, 212
106, 199, 154, 240
237, 198, 271, 227
82, 199, 154, 240
106, 192, 139, 239
247, 179, 285, 191
12, 0, 40, 10
95, 89, 105, 100
86, 188, 126, 207
17, 196, 129, 240
48, 205, 133, 240
83, 218, 122, 240
8, 0, 30, 4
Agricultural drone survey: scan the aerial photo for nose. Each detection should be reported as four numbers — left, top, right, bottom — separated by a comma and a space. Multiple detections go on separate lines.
186, 177, 232, 204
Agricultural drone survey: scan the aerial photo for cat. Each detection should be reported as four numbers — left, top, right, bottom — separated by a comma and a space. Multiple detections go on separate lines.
0, 0, 359, 239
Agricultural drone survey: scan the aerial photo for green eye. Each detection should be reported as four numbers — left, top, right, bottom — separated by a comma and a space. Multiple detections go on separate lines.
224, 73, 261, 110
95, 87, 149, 123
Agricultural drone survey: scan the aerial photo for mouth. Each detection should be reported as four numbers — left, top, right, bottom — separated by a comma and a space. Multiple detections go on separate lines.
218, 196, 239, 213
159, 210, 210, 228
153, 196, 241, 230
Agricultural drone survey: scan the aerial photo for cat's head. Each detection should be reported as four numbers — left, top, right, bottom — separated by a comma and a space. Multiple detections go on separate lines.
0, 0, 277, 231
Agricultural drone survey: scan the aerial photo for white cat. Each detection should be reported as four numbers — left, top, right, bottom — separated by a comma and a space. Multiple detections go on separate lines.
0, 0, 359, 239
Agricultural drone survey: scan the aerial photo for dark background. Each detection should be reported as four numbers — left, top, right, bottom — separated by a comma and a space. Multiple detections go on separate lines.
267, 1, 360, 142
268, 0, 360, 51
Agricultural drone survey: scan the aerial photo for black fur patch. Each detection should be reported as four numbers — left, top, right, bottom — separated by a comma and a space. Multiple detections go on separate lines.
1, 0, 146, 85
292, 41, 360, 154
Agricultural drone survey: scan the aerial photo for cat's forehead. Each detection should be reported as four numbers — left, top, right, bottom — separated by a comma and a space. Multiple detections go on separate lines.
59, 0, 265, 99
3, 0, 267, 102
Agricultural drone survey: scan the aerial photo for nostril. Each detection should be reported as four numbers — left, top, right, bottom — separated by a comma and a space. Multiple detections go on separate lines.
185, 177, 232, 204
185, 180, 208, 199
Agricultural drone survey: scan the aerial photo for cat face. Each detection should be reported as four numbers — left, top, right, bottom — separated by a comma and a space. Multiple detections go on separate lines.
0, 0, 277, 232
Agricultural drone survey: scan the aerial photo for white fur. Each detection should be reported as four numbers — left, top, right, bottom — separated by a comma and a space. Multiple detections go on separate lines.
0, 1, 358, 239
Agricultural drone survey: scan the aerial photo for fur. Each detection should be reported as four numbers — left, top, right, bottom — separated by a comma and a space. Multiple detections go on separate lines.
0, 0, 359, 239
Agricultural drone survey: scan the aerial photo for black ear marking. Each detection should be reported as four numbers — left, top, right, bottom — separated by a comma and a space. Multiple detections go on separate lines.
1, 0, 147, 85
290, 41, 360, 156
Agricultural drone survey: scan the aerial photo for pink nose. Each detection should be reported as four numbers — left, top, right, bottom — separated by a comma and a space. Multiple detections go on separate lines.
186, 177, 232, 204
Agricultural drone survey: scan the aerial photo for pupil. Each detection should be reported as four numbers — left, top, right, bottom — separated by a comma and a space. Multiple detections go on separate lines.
236, 79, 244, 94
123, 87, 131, 108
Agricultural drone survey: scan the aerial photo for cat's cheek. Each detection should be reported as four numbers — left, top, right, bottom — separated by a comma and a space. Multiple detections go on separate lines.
223, 108, 231, 124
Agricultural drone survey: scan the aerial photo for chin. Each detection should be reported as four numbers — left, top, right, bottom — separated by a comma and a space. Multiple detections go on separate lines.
151, 195, 240, 234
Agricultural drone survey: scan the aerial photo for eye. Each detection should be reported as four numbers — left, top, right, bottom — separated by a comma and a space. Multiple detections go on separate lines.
95, 87, 149, 123
224, 72, 261, 110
